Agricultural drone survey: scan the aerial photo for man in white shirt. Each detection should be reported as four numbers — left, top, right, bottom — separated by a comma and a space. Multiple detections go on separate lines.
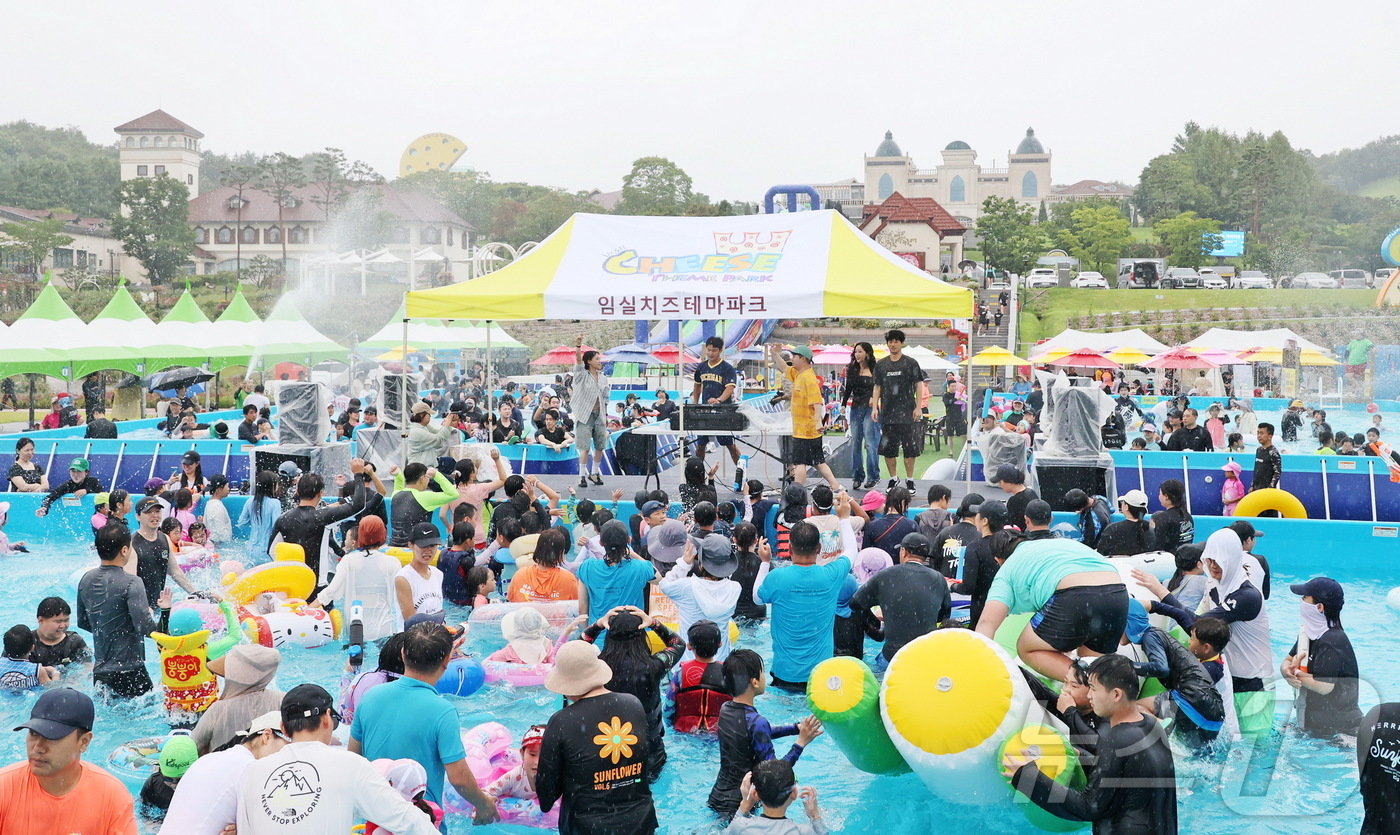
160, 711, 286, 835
244, 384, 271, 414
237, 684, 438, 835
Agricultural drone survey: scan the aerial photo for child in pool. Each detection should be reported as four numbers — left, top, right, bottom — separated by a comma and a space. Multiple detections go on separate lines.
727, 759, 825, 835
464, 565, 498, 610
1167, 544, 1209, 614
1226, 432, 1246, 452
0, 624, 59, 691
1220, 462, 1246, 515
0, 502, 28, 554
186, 522, 210, 549
159, 516, 185, 551
487, 724, 545, 805
707, 649, 823, 820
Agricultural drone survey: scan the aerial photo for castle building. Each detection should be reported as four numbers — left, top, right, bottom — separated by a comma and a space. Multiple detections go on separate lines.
114, 109, 203, 194
863, 128, 1051, 225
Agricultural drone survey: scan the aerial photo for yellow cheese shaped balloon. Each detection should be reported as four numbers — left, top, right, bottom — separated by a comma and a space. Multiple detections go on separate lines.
401, 133, 467, 177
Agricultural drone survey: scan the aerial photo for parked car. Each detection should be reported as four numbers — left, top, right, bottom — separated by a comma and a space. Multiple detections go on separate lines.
1235, 270, 1272, 289
1160, 267, 1201, 289
1069, 271, 1107, 289
1290, 271, 1337, 289
1024, 268, 1058, 289
1117, 259, 1164, 289
1378, 268, 1396, 285
1328, 269, 1372, 289
1199, 268, 1229, 289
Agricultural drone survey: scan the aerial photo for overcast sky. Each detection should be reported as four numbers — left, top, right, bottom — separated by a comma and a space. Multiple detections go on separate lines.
7, 0, 1398, 201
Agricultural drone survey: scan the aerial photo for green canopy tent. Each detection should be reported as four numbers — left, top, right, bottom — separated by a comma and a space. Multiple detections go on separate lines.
70, 280, 200, 378
0, 277, 90, 377
247, 294, 348, 368
204, 285, 261, 367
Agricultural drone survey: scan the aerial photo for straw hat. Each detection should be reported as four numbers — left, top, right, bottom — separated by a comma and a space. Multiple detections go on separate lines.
545, 640, 613, 696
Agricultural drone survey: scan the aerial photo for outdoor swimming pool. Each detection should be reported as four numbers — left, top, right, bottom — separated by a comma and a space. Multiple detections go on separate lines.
0, 525, 1391, 833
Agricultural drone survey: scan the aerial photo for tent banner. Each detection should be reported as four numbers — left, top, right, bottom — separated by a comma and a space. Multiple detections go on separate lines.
552, 212, 830, 320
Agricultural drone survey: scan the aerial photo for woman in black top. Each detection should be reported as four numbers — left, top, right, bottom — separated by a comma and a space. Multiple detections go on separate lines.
1152, 479, 1194, 555
1095, 495, 1156, 556
730, 523, 767, 621
584, 608, 684, 779
862, 487, 917, 560
842, 342, 880, 490
7, 437, 47, 493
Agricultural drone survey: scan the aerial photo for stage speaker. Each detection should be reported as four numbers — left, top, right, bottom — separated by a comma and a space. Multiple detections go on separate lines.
1034, 461, 1115, 511
355, 426, 403, 474
615, 430, 658, 476
250, 443, 353, 483
376, 372, 422, 429
276, 382, 330, 446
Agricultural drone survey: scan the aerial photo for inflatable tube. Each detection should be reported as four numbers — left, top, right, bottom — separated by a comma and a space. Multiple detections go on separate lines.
224, 562, 316, 605
441, 723, 561, 828
107, 736, 164, 781
435, 657, 486, 697
806, 656, 909, 775
883, 629, 1064, 804
467, 601, 579, 629
998, 724, 1088, 832
1109, 551, 1175, 585
1232, 488, 1307, 519
171, 600, 226, 633
175, 546, 220, 571
483, 658, 552, 688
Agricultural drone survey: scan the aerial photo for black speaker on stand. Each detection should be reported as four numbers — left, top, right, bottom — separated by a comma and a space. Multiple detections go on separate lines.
376, 372, 422, 430
275, 382, 329, 446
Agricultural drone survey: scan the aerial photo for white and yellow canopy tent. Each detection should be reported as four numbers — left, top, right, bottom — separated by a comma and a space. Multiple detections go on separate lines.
404, 210, 972, 422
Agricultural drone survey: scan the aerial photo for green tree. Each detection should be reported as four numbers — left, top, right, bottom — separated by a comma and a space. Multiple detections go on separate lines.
975, 196, 1048, 275
615, 156, 693, 216
508, 189, 596, 246
1037, 200, 1048, 223
255, 152, 306, 275
0, 216, 73, 276
112, 176, 196, 285
1061, 205, 1132, 274
1154, 211, 1223, 269
223, 162, 259, 274
307, 147, 382, 221
0, 121, 120, 217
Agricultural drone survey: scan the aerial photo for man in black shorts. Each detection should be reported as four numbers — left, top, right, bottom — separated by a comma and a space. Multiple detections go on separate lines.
786, 347, 838, 489
690, 336, 741, 467
871, 329, 927, 491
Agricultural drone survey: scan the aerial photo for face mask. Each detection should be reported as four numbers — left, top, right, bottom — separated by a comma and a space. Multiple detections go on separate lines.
1299, 600, 1329, 641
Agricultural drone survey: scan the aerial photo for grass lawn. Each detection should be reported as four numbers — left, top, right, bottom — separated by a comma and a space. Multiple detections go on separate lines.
1018, 287, 1377, 349
1359, 175, 1400, 199
1129, 226, 1155, 242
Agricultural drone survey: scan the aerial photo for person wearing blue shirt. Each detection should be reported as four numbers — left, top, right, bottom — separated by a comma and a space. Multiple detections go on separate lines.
349, 623, 498, 826
752, 493, 856, 690
576, 521, 657, 638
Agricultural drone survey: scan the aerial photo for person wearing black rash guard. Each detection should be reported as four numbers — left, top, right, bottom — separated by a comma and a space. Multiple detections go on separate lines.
933, 493, 983, 578
34, 458, 102, 517
387, 463, 455, 547
1358, 702, 1400, 834
1151, 479, 1193, 555
1282, 577, 1362, 739
268, 459, 369, 585
536, 640, 658, 834
1094, 491, 1155, 557
1123, 599, 1224, 748
850, 532, 950, 667
1005, 654, 1177, 834
951, 499, 1006, 627
1135, 528, 1272, 721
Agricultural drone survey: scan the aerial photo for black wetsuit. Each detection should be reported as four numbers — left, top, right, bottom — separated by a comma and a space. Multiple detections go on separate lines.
933, 520, 980, 577
1095, 519, 1155, 557
731, 550, 767, 621
1151, 507, 1194, 555
1012, 714, 1178, 834
708, 701, 803, 818
131, 529, 172, 609
850, 561, 951, 660
1133, 625, 1224, 744
536, 691, 658, 835
952, 535, 999, 627
268, 485, 369, 580
1359, 703, 1400, 834
40, 476, 102, 512
29, 632, 89, 667
76, 565, 163, 698
584, 623, 684, 779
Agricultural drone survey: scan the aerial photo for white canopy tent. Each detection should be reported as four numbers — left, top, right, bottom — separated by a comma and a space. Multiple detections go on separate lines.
1184, 327, 1330, 355
1035, 327, 1169, 355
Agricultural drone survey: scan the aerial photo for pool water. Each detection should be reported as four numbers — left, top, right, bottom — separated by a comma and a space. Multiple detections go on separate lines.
0, 541, 1389, 834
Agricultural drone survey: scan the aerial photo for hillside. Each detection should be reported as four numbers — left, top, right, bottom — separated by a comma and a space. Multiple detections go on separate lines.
0, 121, 119, 217
1018, 288, 1387, 352
1358, 175, 1400, 200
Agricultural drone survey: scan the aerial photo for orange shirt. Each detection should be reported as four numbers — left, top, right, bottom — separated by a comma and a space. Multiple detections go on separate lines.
790, 367, 823, 439
0, 760, 136, 835
507, 564, 580, 602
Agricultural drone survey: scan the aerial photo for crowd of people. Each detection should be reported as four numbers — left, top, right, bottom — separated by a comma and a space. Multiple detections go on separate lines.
1, 342, 1397, 835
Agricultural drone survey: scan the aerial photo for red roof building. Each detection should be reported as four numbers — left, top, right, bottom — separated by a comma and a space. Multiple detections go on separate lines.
857, 192, 966, 274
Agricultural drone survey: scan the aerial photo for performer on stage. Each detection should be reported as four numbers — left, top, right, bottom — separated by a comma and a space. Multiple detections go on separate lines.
787, 347, 839, 490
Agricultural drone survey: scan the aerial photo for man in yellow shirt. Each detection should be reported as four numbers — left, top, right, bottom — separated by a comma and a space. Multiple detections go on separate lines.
787, 347, 839, 489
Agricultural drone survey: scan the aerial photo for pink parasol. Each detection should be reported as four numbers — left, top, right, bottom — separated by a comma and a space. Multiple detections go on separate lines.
1046, 348, 1119, 369
650, 345, 701, 364
1141, 347, 1221, 369
811, 344, 854, 365
531, 345, 595, 366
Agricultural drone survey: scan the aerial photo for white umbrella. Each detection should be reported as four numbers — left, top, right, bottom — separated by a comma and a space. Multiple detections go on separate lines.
904, 345, 960, 371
